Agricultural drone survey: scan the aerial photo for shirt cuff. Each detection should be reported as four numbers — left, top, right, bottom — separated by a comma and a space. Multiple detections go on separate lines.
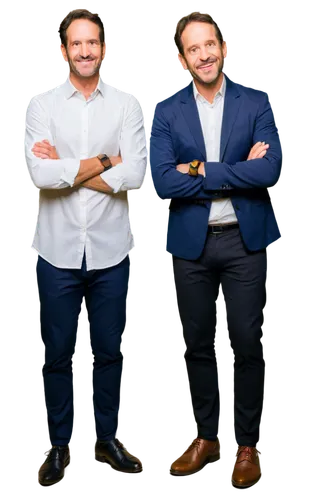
100, 165, 124, 193
60, 159, 81, 187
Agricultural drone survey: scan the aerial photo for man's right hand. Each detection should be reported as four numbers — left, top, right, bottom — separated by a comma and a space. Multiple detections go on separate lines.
247, 142, 269, 160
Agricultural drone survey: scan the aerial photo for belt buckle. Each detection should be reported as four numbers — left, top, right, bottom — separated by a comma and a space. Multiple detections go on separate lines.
210, 225, 223, 235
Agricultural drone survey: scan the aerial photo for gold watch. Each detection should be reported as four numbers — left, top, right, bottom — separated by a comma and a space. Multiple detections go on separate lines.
188, 160, 201, 177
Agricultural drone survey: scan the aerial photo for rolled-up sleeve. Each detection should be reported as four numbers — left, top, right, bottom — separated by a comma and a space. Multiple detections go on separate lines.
100, 95, 147, 193
25, 97, 80, 189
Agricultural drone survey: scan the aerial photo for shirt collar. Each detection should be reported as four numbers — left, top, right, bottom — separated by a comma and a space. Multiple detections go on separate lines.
63, 76, 105, 99
193, 72, 226, 103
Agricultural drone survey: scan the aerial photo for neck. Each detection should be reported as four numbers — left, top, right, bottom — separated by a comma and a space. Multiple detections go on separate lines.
69, 72, 100, 100
194, 72, 224, 104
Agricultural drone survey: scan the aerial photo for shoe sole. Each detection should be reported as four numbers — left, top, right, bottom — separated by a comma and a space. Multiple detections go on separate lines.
232, 474, 261, 488
170, 453, 220, 476
95, 454, 143, 473
37, 455, 72, 488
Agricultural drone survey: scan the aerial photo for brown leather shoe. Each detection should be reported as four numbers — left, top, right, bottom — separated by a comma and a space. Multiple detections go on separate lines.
232, 446, 261, 488
170, 437, 220, 476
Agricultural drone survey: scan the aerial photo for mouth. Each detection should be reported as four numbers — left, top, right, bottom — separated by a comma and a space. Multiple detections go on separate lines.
77, 59, 95, 64
197, 61, 215, 71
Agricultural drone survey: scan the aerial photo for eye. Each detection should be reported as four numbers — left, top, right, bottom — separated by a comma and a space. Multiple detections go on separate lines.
73, 41, 80, 46
190, 47, 198, 54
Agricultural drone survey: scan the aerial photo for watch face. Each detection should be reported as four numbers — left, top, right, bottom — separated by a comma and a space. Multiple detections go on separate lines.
98, 154, 111, 169
191, 160, 201, 168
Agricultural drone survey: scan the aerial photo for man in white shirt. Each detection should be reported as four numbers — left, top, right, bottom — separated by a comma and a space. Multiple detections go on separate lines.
25, 9, 146, 486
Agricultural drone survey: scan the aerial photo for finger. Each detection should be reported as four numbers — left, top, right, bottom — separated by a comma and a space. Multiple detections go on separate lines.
253, 144, 269, 157
32, 146, 52, 155
247, 143, 262, 159
31, 148, 50, 155
33, 152, 50, 159
257, 150, 267, 159
251, 142, 264, 154
39, 141, 53, 150
257, 144, 269, 153
248, 143, 269, 160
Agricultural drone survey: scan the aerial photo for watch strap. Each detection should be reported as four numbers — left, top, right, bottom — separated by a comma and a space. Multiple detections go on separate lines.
189, 159, 201, 177
97, 154, 112, 172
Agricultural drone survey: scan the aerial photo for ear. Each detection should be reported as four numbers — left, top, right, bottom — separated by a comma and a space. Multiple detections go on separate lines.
178, 53, 188, 70
102, 42, 109, 62
222, 41, 227, 59
61, 44, 68, 62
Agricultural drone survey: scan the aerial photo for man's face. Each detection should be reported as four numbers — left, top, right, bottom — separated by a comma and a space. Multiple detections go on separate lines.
61, 19, 105, 78
178, 22, 227, 86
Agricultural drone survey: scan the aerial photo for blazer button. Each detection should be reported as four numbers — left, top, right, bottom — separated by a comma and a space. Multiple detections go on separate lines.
235, 205, 240, 210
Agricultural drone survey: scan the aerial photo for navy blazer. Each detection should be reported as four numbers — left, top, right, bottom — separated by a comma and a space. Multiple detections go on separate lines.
150, 74, 282, 259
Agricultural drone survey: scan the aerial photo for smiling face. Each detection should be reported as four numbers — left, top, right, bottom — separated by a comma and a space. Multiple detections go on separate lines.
61, 19, 105, 79
178, 22, 227, 87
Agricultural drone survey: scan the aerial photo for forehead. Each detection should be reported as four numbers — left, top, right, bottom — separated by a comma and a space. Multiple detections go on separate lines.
66, 19, 100, 41
181, 22, 218, 48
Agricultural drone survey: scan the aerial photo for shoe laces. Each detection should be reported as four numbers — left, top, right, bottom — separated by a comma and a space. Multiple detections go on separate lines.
183, 438, 200, 453
235, 446, 255, 459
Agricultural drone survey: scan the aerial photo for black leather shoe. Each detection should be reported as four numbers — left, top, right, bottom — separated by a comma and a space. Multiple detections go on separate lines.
38, 445, 70, 486
95, 438, 142, 473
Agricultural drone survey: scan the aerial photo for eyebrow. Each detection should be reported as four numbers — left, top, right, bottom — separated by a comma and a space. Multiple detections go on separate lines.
187, 39, 216, 51
71, 38, 100, 44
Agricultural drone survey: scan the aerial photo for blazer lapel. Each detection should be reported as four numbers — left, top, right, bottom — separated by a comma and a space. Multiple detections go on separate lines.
220, 74, 241, 161
180, 84, 206, 161
178, 76, 241, 162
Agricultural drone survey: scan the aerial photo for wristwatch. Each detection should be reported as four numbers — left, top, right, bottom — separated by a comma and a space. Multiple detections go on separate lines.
97, 154, 112, 172
188, 159, 201, 177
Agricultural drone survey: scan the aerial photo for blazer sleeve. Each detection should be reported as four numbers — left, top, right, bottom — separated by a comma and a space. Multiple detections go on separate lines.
148, 93, 284, 200
150, 103, 223, 200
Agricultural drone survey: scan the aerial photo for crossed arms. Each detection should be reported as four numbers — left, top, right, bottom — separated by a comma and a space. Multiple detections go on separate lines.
31, 139, 120, 194
150, 92, 282, 200
25, 96, 147, 194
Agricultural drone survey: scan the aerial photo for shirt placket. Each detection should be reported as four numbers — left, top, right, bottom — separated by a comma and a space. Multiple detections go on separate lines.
79, 97, 89, 262
205, 104, 215, 162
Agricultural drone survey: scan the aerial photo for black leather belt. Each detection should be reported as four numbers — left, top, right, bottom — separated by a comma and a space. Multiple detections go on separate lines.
208, 223, 239, 234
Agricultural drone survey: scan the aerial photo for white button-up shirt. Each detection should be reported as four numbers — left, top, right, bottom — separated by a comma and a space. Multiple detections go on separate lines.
25, 77, 147, 270
193, 74, 237, 225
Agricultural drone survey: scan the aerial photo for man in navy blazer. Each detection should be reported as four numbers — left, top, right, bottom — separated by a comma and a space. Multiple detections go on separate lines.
150, 12, 282, 487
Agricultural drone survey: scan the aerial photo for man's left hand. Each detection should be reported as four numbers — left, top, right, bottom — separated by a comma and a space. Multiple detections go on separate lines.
32, 140, 59, 159
176, 163, 190, 174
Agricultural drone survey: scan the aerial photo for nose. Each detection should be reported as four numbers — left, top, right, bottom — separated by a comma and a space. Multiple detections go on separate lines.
199, 46, 210, 61
80, 43, 89, 58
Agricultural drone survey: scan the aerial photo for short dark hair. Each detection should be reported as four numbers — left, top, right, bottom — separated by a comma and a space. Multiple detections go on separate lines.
59, 9, 105, 48
175, 12, 223, 56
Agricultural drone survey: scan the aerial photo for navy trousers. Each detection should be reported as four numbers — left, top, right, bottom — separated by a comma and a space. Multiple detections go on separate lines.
173, 228, 266, 446
36, 254, 130, 446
